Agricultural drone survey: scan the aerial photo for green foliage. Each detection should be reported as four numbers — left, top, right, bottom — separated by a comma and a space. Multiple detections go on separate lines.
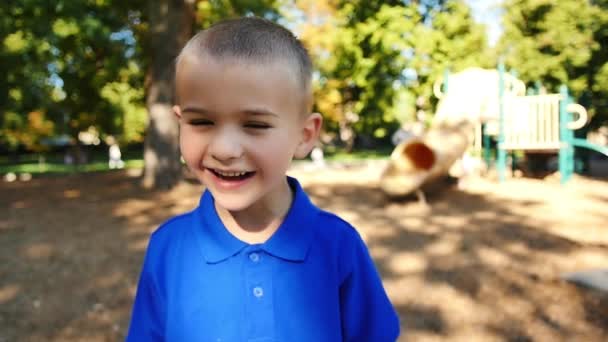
196, 0, 282, 27
2, 0, 493, 155
0, 0, 286, 153
499, 0, 608, 128
2, 111, 55, 151
0, 159, 144, 175
410, 0, 491, 111
301, 0, 490, 145
0, 0, 144, 151
391, 90, 417, 125
100, 81, 147, 144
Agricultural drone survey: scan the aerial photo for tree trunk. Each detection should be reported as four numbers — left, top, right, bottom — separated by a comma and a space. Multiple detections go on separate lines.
142, 0, 195, 189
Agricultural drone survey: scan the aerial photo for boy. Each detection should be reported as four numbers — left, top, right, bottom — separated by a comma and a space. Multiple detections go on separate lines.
127, 17, 400, 341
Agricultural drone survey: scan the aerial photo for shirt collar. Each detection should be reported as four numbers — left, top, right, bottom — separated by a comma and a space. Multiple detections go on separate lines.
194, 177, 319, 264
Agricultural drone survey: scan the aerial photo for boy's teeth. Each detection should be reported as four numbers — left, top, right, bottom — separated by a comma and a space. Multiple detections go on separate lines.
216, 170, 247, 177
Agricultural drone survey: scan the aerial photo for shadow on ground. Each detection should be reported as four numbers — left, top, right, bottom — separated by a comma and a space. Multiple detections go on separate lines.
0, 170, 607, 341
305, 181, 608, 341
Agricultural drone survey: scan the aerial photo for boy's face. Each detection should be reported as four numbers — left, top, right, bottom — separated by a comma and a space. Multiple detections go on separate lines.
174, 55, 321, 213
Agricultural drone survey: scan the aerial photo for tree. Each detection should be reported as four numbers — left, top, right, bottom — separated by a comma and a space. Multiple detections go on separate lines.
297, 0, 490, 148
2, 0, 493, 187
308, 2, 422, 149
409, 0, 491, 116
1, 1, 146, 153
1, 0, 280, 189
499, 0, 608, 128
140, 0, 195, 189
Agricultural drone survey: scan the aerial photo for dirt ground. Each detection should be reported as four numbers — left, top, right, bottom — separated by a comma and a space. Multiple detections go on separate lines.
1, 162, 607, 341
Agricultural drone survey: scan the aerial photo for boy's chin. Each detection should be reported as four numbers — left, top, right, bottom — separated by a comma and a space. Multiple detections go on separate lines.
211, 192, 258, 213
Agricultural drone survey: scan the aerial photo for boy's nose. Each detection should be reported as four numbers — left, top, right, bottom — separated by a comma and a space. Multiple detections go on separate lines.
208, 129, 244, 163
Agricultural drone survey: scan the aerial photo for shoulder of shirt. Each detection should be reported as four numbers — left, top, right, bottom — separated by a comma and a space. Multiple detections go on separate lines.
316, 209, 363, 244
315, 209, 369, 282
148, 210, 196, 244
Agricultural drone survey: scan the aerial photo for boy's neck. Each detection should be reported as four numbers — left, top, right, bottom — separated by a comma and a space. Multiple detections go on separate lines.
214, 181, 294, 244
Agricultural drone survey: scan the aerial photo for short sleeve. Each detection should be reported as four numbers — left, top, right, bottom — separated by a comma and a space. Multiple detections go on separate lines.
339, 231, 400, 341
126, 243, 165, 341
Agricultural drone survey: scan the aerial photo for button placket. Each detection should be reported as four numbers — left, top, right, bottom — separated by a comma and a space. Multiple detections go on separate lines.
249, 252, 260, 263
252, 286, 264, 298
243, 247, 275, 339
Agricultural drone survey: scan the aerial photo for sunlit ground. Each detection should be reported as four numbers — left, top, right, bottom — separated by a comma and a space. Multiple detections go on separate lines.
1, 162, 607, 341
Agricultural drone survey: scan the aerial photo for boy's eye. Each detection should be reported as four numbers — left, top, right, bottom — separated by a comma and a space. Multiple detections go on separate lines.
188, 119, 213, 126
244, 122, 272, 129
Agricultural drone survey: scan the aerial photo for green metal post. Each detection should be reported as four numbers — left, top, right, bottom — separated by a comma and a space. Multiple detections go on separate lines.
509, 70, 518, 174
483, 124, 491, 167
559, 85, 574, 184
535, 80, 542, 94
497, 63, 506, 182
566, 94, 575, 181
510, 70, 518, 89
526, 87, 535, 96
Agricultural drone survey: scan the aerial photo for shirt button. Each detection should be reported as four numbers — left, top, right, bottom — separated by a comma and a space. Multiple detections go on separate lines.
249, 252, 260, 263
253, 286, 264, 298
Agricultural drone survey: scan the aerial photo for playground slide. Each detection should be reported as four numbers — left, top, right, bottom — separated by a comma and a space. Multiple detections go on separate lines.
380, 68, 523, 197
380, 66, 607, 195
380, 121, 471, 197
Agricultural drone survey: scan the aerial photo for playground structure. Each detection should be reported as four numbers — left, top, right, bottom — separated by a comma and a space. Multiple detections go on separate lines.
380, 121, 471, 197
380, 65, 608, 197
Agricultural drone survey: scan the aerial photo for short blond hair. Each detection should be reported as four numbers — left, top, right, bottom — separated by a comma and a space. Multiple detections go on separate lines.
176, 17, 313, 114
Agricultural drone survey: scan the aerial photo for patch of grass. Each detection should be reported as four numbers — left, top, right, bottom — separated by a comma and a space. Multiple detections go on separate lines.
323, 146, 393, 161
1, 146, 395, 175
0, 159, 144, 175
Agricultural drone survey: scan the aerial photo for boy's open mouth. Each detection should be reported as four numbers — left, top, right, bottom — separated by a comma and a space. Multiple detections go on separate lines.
209, 168, 255, 181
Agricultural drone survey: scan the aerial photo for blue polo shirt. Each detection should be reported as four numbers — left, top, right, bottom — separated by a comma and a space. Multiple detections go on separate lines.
127, 177, 400, 341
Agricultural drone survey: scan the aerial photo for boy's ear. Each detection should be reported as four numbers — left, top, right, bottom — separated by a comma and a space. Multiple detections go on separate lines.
173, 105, 182, 120
294, 112, 323, 159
